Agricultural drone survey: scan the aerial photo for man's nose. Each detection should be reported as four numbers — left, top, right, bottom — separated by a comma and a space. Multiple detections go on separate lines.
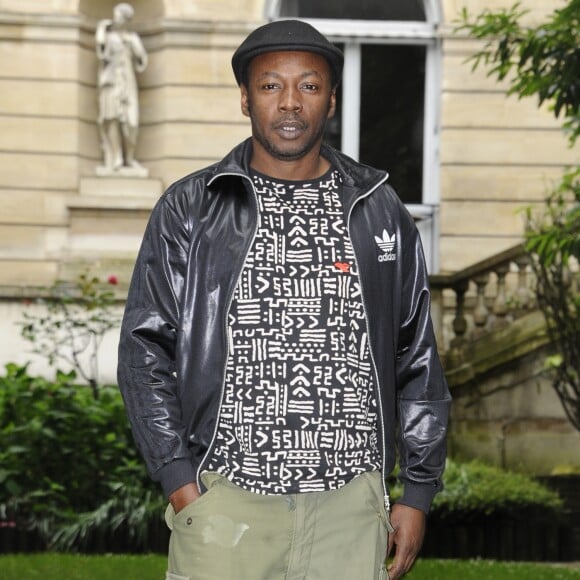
279, 86, 302, 111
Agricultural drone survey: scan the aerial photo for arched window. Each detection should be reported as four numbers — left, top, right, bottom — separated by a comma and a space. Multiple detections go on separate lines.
274, 0, 426, 21
265, 0, 442, 272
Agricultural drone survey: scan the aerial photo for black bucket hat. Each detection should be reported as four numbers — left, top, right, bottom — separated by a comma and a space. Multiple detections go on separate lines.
232, 19, 344, 86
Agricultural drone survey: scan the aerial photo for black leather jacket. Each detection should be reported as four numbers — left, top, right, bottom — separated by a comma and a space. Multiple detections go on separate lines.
118, 139, 451, 513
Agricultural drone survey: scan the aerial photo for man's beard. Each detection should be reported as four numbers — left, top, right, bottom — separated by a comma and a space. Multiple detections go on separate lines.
248, 103, 331, 162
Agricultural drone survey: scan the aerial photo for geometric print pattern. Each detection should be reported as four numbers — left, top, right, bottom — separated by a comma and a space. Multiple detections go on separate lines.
207, 170, 380, 494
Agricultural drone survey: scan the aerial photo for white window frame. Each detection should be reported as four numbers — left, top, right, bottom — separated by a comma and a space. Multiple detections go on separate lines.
263, 1, 443, 272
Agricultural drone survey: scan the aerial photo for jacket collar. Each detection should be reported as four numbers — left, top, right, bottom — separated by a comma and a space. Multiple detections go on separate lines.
319, 143, 389, 212
207, 138, 253, 186
208, 138, 389, 210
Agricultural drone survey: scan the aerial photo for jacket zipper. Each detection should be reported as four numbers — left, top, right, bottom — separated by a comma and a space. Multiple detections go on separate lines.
195, 169, 390, 510
346, 175, 391, 513
195, 172, 260, 491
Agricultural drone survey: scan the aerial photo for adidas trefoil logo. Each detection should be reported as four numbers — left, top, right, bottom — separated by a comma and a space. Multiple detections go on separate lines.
374, 229, 397, 262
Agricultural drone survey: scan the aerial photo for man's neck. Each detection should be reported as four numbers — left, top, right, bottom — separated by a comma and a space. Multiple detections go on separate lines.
250, 148, 331, 181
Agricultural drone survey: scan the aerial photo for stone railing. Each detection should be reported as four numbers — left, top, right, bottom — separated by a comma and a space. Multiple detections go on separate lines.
429, 244, 536, 367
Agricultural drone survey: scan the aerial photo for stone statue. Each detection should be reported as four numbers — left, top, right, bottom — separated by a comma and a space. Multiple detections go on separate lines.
95, 3, 148, 176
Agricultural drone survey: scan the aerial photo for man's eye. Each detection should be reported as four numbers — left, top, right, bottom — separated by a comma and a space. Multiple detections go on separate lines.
262, 83, 279, 90
302, 84, 318, 91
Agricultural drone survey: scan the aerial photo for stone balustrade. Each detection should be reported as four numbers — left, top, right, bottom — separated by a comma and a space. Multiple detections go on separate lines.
429, 244, 535, 366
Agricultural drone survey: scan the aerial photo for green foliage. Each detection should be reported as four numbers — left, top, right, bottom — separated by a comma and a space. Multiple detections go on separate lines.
456, 0, 580, 145
391, 459, 563, 518
523, 170, 580, 430
525, 170, 580, 266
51, 481, 165, 552
20, 272, 121, 399
0, 364, 162, 552
432, 459, 563, 516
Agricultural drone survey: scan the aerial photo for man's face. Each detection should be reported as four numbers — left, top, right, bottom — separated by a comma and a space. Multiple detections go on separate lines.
241, 51, 336, 166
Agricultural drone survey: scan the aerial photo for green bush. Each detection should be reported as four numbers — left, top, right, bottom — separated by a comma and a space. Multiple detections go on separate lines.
390, 458, 564, 518
0, 363, 163, 551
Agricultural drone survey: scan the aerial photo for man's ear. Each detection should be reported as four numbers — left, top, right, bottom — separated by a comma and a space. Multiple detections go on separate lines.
327, 87, 337, 119
240, 85, 250, 118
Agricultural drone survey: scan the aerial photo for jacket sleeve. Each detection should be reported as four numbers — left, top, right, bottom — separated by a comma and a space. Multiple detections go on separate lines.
395, 219, 451, 514
117, 191, 196, 498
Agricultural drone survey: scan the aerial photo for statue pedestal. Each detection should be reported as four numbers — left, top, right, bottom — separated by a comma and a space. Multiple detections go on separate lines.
65, 176, 164, 259
79, 175, 163, 199
96, 165, 150, 178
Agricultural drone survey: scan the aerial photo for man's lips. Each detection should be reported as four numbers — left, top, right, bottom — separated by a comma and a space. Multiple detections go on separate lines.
273, 118, 307, 137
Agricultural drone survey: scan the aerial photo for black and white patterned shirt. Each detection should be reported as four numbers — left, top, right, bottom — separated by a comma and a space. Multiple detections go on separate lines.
207, 169, 380, 494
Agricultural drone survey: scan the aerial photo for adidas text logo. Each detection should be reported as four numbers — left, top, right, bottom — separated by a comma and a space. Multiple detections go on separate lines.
374, 229, 397, 262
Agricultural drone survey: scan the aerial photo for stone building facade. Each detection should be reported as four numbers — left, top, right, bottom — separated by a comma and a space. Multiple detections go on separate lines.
0, 0, 575, 287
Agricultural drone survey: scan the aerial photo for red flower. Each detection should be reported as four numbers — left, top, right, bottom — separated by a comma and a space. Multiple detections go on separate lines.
107, 275, 119, 285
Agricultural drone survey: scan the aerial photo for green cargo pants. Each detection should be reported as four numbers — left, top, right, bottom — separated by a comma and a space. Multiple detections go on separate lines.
164, 471, 392, 580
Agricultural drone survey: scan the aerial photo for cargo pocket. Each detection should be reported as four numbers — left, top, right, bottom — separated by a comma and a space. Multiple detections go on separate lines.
166, 482, 222, 578
165, 483, 218, 532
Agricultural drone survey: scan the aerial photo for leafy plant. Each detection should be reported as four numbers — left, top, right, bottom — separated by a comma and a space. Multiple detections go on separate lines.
19, 272, 120, 400
523, 170, 580, 429
390, 458, 563, 518
0, 364, 162, 551
456, 0, 580, 145
51, 481, 165, 553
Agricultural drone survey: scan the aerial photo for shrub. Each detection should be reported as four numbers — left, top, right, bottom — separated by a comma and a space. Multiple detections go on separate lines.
390, 458, 564, 519
0, 364, 163, 551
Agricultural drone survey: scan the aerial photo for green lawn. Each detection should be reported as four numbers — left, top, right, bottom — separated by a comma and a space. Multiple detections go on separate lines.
408, 559, 580, 579
0, 554, 578, 579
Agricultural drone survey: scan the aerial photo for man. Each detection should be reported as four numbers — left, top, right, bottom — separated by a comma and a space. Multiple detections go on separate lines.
118, 19, 450, 580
